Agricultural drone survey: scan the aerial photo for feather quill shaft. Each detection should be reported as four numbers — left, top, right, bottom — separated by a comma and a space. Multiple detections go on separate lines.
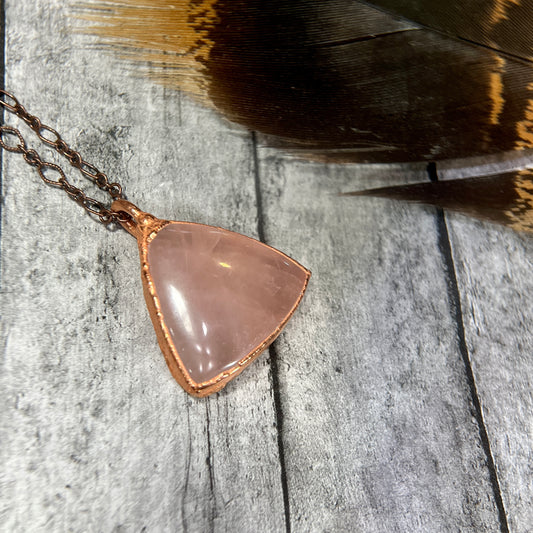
345, 169, 533, 233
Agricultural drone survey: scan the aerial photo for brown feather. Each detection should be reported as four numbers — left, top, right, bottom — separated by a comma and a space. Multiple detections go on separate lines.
368, 0, 533, 61
83, 0, 533, 163
344, 169, 533, 233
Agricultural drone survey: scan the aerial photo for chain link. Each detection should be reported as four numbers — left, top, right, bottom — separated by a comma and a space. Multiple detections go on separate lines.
0, 89, 128, 224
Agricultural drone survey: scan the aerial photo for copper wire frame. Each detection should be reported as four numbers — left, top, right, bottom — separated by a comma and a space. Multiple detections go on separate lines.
112, 199, 310, 397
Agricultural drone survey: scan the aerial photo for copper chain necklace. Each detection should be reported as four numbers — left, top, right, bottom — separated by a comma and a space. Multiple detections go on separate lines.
0, 90, 310, 397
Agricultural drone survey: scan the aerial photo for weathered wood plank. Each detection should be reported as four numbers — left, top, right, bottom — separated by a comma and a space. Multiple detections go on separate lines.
255, 154, 503, 532
445, 215, 533, 533
1, 2, 286, 531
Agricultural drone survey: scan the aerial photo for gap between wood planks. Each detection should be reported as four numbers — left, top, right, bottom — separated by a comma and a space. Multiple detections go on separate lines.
430, 160, 510, 533
244, 136, 514, 533
252, 130, 293, 533
0, 0, 6, 255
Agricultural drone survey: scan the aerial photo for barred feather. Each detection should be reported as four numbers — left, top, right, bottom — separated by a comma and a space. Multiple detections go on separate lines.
84, 0, 533, 163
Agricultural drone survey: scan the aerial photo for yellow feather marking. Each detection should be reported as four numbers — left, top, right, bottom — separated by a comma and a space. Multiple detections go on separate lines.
82, 0, 217, 99
490, 0, 521, 25
488, 55, 506, 126
507, 169, 533, 232
516, 82, 533, 149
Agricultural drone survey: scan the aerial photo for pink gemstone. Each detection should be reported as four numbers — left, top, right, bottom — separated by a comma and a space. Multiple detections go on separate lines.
147, 222, 309, 385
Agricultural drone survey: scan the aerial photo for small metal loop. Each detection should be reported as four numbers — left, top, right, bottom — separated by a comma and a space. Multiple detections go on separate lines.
62, 180, 81, 197
73, 191, 87, 204
109, 199, 157, 238
28, 115, 42, 131
54, 139, 69, 154
79, 161, 99, 179
22, 148, 42, 168
112, 210, 133, 223
16, 105, 33, 124
36, 161, 67, 186
100, 208, 129, 224
95, 172, 108, 188
59, 177, 74, 190
36, 123, 62, 147
66, 150, 83, 167
99, 212, 113, 224
0, 126, 27, 153
61, 146, 76, 159
61, 185, 85, 203
0, 90, 20, 113
107, 182, 123, 198
83, 198, 107, 215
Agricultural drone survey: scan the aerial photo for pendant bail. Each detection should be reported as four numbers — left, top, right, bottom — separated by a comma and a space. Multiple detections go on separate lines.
111, 199, 160, 239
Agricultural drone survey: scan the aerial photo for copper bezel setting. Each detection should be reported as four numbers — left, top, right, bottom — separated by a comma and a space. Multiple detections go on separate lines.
112, 200, 310, 397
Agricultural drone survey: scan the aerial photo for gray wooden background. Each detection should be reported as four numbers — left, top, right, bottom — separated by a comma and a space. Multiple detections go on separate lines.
1, 2, 532, 532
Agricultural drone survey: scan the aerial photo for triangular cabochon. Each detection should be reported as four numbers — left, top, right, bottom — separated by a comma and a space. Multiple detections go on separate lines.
146, 222, 309, 385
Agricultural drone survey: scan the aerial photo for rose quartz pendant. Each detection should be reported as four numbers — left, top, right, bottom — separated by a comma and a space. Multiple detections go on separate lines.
111, 200, 310, 397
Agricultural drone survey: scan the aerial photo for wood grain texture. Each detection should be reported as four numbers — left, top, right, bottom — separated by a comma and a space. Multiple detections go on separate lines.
445, 215, 533, 533
255, 156, 501, 532
1, 1, 533, 532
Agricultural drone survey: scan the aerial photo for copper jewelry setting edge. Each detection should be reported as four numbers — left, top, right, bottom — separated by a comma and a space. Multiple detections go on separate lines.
112, 200, 310, 397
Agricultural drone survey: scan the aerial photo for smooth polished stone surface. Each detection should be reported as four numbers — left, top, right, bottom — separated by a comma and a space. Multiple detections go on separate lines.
147, 223, 309, 384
